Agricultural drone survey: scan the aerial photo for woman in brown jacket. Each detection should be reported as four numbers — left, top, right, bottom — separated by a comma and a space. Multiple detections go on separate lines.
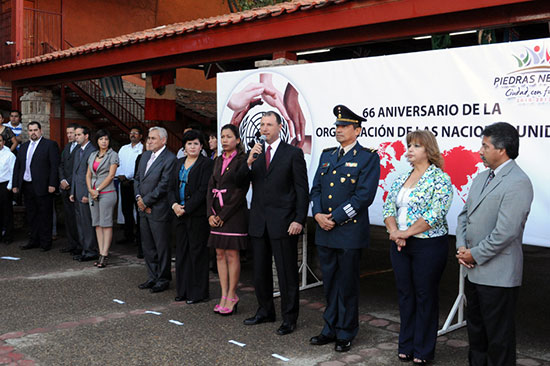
207, 124, 250, 316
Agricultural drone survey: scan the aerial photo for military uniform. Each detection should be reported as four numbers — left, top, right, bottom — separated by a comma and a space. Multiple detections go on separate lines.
311, 144, 380, 248
310, 105, 380, 348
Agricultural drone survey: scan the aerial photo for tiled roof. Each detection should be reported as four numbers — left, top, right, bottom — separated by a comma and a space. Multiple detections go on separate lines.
176, 88, 217, 120
0, 0, 350, 70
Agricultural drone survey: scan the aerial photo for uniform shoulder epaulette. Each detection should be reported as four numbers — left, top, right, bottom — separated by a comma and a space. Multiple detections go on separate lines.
363, 147, 378, 153
323, 147, 338, 153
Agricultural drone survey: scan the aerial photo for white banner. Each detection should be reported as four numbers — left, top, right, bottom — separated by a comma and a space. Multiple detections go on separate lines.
217, 38, 550, 247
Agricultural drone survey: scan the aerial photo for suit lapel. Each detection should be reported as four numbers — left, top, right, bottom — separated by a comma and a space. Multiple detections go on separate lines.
95, 149, 111, 173
30, 138, 45, 168
76, 143, 91, 170
266, 142, 285, 176
144, 149, 165, 178
469, 161, 516, 214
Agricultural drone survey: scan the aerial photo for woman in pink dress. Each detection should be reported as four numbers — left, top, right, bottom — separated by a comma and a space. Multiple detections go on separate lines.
207, 124, 250, 316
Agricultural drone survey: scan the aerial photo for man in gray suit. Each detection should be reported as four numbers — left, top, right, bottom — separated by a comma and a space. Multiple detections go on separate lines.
456, 122, 533, 366
70, 126, 99, 262
59, 123, 80, 254
134, 126, 176, 293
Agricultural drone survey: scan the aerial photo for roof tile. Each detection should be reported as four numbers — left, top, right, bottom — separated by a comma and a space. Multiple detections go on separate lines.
0, 0, 350, 70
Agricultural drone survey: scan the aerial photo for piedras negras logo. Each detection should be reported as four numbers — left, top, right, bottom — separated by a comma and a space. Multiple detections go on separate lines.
493, 43, 550, 103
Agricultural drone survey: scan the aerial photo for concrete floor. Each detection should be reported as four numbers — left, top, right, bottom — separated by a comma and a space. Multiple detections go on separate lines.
0, 225, 549, 366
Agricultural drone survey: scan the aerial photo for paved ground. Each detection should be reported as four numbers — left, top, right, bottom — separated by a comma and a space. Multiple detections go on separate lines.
1, 225, 549, 366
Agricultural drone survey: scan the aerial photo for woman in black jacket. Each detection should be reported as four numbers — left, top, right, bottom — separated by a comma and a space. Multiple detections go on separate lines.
169, 130, 214, 304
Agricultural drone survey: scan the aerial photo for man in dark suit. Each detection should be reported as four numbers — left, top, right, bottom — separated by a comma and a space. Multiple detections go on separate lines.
134, 126, 176, 293
70, 125, 98, 262
456, 122, 533, 366
12, 121, 60, 251
309, 105, 380, 352
58, 123, 80, 254
244, 111, 309, 336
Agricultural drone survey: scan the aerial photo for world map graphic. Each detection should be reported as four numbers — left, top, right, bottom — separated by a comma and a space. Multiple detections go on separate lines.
377, 141, 483, 203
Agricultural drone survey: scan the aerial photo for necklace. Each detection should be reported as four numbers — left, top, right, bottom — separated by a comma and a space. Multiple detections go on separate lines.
97, 152, 106, 159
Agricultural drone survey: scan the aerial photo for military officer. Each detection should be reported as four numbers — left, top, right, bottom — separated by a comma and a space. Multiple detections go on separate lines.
309, 105, 380, 352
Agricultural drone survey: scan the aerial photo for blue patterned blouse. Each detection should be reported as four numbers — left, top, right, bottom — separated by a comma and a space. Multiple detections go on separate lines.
178, 163, 194, 206
382, 164, 453, 238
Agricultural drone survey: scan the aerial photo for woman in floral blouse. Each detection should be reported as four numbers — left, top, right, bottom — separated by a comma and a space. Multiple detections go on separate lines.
382, 130, 453, 365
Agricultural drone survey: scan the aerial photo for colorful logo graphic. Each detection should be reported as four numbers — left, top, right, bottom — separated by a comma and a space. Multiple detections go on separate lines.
510, 44, 550, 73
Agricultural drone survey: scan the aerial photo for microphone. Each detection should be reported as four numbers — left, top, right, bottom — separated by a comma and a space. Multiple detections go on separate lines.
248, 131, 261, 149
253, 135, 267, 158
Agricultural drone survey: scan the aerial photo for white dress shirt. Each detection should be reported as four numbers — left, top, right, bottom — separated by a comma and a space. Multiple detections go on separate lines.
0, 145, 16, 189
493, 158, 512, 177
145, 145, 166, 175
116, 142, 143, 179
265, 137, 281, 164
23, 137, 42, 182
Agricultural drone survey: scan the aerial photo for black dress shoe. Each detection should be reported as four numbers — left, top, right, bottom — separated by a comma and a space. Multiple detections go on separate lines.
73, 254, 83, 260
59, 247, 74, 253
138, 280, 156, 289
276, 322, 296, 335
310, 334, 336, 345
243, 314, 276, 325
186, 298, 209, 304
20, 243, 37, 250
174, 296, 186, 302
78, 254, 99, 262
335, 339, 352, 352
150, 282, 169, 293
70, 248, 81, 255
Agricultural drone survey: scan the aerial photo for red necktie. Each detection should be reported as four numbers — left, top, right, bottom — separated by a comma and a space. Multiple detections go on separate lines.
265, 145, 272, 170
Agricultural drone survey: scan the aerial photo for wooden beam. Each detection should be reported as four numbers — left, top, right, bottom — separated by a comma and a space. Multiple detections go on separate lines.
60, 83, 65, 148
11, 0, 24, 61
11, 86, 22, 111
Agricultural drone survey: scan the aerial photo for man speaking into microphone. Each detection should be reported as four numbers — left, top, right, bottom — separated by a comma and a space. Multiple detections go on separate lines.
243, 111, 309, 336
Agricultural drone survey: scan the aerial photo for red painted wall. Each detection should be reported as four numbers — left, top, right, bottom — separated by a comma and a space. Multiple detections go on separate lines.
60, 0, 225, 90
155, 0, 229, 25
62, 0, 157, 47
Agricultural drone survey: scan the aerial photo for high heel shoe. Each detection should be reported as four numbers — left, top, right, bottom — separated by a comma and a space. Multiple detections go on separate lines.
214, 296, 228, 313
94, 255, 103, 267
219, 297, 239, 316
97, 256, 108, 268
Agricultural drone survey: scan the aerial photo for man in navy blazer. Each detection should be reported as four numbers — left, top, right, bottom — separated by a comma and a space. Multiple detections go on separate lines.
243, 111, 309, 336
12, 121, 60, 251
309, 105, 380, 352
134, 126, 176, 293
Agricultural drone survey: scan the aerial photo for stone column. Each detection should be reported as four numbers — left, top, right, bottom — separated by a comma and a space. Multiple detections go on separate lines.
20, 90, 53, 138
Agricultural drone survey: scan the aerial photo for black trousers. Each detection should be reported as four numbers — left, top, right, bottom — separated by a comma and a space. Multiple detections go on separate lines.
22, 182, 53, 249
465, 278, 519, 366
174, 215, 210, 300
60, 189, 79, 250
251, 232, 300, 324
75, 198, 98, 257
140, 214, 171, 285
390, 236, 448, 360
0, 181, 13, 241
317, 245, 362, 341
119, 180, 136, 240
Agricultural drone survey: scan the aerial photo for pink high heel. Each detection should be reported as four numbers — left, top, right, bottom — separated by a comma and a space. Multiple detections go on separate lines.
214, 296, 228, 313
219, 296, 239, 316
